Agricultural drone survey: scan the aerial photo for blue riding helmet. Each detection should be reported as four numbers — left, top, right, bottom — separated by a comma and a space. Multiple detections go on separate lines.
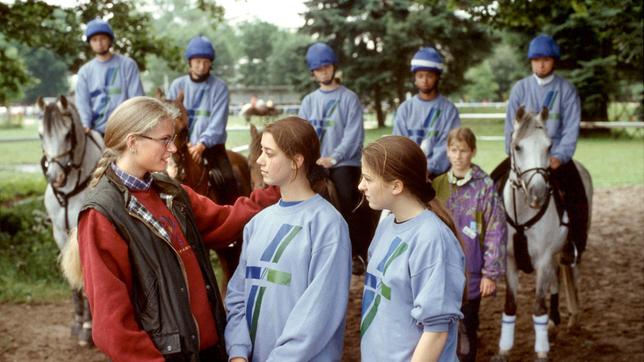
528, 35, 560, 60
306, 42, 337, 71
185, 35, 216, 61
410, 47, 444, 73
85, 18, 114, 43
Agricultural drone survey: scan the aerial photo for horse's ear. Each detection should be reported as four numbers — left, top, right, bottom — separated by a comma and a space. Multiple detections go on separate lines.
516, 105, 525, 123
540, 106, 549, 122
59, 95, 68, 110
155, 87, 165, 99
250, 123, 259, 140
177, 89, 184, 103
36, 97, 45, 111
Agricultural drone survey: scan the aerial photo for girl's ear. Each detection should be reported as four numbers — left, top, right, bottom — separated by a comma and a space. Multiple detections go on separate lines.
472, 147, 477, 158
293, 154, 304, 169
292, 154, 304, 169
126, 134, 138, 150
391, 179, 404, 196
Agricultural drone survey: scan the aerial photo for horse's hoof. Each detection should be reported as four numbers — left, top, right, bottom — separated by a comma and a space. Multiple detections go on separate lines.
567, 313, 580, 331
70, 315, 82, 337
491, 353, 509, 362
78, 324, 93, 347
547, 319, 558, 340
534, 355, 549, 362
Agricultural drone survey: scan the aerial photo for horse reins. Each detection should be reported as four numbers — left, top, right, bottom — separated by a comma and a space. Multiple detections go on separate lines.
41, 113, 102, 231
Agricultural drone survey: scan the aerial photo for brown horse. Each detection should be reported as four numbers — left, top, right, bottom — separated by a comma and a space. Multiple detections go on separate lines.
158, 90, 251, 286
240, 97, 281, 123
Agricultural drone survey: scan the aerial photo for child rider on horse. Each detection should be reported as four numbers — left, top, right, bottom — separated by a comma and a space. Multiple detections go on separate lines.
433, 127, 507, 361
168, 35, 239, 205
298, 42, 373, 273
491, 34, 588, 265
393, 47, 461, 180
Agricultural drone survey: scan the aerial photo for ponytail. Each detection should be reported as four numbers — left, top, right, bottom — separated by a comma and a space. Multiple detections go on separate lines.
90, 149, 118, 188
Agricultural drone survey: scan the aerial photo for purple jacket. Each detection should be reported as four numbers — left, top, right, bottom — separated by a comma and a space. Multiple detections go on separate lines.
433, 164, 507, 300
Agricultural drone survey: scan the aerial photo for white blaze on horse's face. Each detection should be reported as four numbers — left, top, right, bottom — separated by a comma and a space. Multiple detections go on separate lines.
40, 100, 76, 187
511, 108, 552, 209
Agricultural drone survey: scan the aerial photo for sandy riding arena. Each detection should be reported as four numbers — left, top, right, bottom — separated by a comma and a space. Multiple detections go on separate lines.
0, 186, 642, 361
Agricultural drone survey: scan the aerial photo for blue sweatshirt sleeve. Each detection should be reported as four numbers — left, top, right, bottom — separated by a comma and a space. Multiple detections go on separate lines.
124, 58, 144, 98
224, 223, 253, 360
331, 94, 364, 162
297, 95, 310, 120
505, 83, 523, 155
409, 229, 464, 333
551, 84, 580, 163
392, 103, 407, 136
200, 83, 229, 148
266, 219, 351, 361
428, 104, 460, 175
75, 69, 93, 128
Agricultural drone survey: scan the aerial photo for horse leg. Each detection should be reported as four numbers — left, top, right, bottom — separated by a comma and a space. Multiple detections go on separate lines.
533, 261, 556, 360
549, 262, 561, 327
493, 254, 519, 361
78, 290, 93, 347
561, 263, 581, 330
71, 289, 84, 337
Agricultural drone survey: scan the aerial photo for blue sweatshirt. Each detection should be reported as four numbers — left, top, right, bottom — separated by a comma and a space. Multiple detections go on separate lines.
393, 95, 461, 175
298, 86, 364, 167
505, 74, 581, 163
225, 194, 352, 362
168, 75, 229, 147
75, 54, 144, 133
361, 210, 465, 362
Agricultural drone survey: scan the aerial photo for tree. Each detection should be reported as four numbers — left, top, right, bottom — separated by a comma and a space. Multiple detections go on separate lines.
302, 0, 492, 127
463, 0, 643, 122
0, 34, 31, 109
0, 0, 184, 102
22, 47, 69, 103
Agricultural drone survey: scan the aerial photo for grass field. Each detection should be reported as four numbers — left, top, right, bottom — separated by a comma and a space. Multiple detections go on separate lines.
2, 118, 640, 188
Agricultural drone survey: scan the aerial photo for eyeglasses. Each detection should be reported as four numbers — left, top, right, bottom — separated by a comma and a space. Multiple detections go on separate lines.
138, 134, 176, 147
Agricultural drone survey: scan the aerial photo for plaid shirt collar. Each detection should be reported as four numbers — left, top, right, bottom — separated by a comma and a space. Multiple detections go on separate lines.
111, 163, 153, 191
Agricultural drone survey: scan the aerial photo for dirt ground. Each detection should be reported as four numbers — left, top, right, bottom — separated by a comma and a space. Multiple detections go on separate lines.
1, 186, 642, 362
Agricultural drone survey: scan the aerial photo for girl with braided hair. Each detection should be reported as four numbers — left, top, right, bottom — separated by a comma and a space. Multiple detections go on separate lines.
78, 96, 279, 361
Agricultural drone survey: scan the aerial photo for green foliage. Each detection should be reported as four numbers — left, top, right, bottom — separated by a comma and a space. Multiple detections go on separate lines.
463, 0, 643, 121
0, 34, 31, 105
0, 170, 46, 203
0, 197, 67, 302
302, 0, 492, 125
21, 46, 70, 103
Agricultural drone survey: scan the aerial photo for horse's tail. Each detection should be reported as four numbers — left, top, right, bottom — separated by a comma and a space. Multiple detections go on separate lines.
59, 228, 84, 291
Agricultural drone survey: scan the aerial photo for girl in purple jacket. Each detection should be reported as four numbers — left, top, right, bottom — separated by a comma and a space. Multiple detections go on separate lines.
432, 127, 507, 361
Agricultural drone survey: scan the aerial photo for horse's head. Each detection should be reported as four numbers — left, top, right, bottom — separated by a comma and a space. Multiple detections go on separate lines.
248, 124, 266, 189
37, 95, 83, 187
510, 106, 552, 208
156, 89, 189, 179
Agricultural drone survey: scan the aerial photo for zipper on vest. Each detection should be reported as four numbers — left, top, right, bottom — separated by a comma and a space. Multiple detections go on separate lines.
127, 210, 202, 349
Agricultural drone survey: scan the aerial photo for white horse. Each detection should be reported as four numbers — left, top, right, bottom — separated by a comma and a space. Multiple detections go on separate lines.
494, 106, 592, 361
37, 95, 104, 346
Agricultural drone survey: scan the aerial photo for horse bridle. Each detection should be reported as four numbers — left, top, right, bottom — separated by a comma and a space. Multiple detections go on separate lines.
506, 146, 553, 233
40, 110, 101, 231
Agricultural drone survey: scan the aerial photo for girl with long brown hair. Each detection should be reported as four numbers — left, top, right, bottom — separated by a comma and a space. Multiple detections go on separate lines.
358, 135, 465, 362
224, 117, 352, 362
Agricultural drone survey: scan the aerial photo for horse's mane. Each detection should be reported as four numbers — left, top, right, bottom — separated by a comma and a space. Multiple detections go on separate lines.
42, 100, 81, 137
512, 109, 546, 146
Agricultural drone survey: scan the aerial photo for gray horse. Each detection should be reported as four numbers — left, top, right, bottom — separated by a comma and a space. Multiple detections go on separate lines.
494, 106, 592, 362
37, 95, 104, 346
